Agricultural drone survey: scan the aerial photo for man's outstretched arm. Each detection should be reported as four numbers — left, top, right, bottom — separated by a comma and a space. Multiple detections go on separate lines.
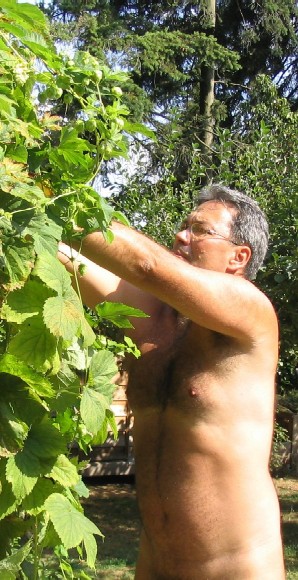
58, 241, 161, 317
70, 221, 278, 345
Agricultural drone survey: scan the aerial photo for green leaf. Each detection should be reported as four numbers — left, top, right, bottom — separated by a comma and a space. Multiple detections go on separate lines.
91, 417, 108, 446
80, 387, 108, 435
84, 532, 98, 569
2, 280, 54, 323
43, 295, 81, 341
0, 402, 29, 457
23, 213, 62, 256
2, 242, 34, 291
50, 147, 91, 170
6, 455, 38, 500
9, 315, 58, 372
22, 478, 57, 516
0, 19, 58, 68
33, 251, 72, 295
89, 350, 118, 387
64, 339, 91, 371
45, 454, 80, 487
0, 378, 46, 429
9, 183, 46, 206
49, 363, 81, 413
44, 493, 103, 550
106, 408, 118, 440
0, 94, 16, 116
0, 354, 54, 398
123, 120, 156, 140
96, 301, 149, 328
8, 145, 28, 164
95, 380, 116, 403
0, 540, 32, 579
73, 478, 89, 499
80, 314, 96, 347
26, 416, 66, 459
0, 462, 18, 521
1, 1, 49, 34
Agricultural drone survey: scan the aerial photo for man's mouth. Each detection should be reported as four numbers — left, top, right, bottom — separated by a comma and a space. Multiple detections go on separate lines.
173, 249, 190, 261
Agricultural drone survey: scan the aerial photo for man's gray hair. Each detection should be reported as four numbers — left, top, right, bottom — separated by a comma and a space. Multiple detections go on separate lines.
196, 184, 269, 280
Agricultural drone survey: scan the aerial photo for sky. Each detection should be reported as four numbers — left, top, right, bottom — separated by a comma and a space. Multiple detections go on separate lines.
18, 1, 51, 5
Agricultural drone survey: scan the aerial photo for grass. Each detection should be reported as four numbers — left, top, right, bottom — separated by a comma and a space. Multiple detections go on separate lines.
275, 476, 298, 579
82, 476, 138, 580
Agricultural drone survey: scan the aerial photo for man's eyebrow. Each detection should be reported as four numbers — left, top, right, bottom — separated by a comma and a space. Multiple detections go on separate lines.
189, 217, 209, 226
180, 216, 209, 228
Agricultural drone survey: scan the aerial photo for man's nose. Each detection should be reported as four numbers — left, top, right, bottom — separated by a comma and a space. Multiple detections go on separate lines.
175, 227, 191, 244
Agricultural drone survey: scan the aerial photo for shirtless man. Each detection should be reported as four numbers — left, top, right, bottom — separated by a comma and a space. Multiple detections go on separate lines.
59, 184, 285, 579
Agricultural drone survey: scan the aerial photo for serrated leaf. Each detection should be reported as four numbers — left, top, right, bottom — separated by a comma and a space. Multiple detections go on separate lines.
80, 387, 108, 435
22, 478, 57, 516
45, 493, 103, 550
60, 127, 92, 151
73, 479, 89, 499
9, 183, 46, 206
2, 280, 54, 323
91, 417, 108, 446
0, 378, 46, 430
6, 455, 38, 500
50, 363, 81, 413
84, 532, 98, 569
46, 454, 79, 487
49, 148, 91, 171
80, 314, 96, 347
0, 20, 58, 68
33, 251, 72, 295
98, 196, 115, 225
106, 409, 118, 440
9, 316, 58, 372
96, 301, 149, 328
111, 210, 130, 227
23, 214, 62, 256
0, 477, 18, 521
95, 380, 116, 402
0, 354, 54, 397
64, 339, 91, 371
2, 243, 34, 291
0, 402, 29, 457
43, 295, 81, 340
7, 145, 28, 164
0, 540, 32, 578
89, 350, 118, 387
123, 119, 156, 140
0, 94, 16, 115
1, 1, 48, 34
26, 416, 66, 459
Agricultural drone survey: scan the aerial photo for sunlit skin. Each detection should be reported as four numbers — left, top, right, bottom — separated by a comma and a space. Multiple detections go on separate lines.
59, 200, 285, 579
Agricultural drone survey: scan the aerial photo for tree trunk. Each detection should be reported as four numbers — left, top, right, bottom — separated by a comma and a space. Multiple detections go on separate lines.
199, 0, 216, 158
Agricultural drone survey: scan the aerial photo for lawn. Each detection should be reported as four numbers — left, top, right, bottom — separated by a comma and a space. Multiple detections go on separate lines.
80, 474, 298, 579
277, 476, 298, 579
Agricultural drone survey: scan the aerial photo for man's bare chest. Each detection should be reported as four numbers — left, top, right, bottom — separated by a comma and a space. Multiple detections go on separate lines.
126, 316, 240, 412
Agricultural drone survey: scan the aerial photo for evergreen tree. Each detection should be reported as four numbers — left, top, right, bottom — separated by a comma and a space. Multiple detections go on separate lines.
44, 0, 298, 183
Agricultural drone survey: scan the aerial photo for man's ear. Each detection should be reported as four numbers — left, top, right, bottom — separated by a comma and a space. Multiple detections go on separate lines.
227, 245, 251, 276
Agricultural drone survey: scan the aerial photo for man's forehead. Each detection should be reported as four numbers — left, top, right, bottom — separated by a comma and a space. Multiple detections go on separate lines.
189, 200, 236, 222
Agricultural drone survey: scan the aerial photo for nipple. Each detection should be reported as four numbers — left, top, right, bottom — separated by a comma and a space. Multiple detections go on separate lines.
188, 387, 197, 397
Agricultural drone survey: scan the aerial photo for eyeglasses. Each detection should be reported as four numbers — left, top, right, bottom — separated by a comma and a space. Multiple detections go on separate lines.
188, 222, 239, 245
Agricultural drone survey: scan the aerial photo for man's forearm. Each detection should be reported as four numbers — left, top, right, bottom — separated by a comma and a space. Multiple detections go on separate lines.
77, 221, 164, 287
58, 240, 123, 309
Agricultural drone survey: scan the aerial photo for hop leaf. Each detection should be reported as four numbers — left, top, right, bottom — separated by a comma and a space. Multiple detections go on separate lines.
44, 492, 103, 566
